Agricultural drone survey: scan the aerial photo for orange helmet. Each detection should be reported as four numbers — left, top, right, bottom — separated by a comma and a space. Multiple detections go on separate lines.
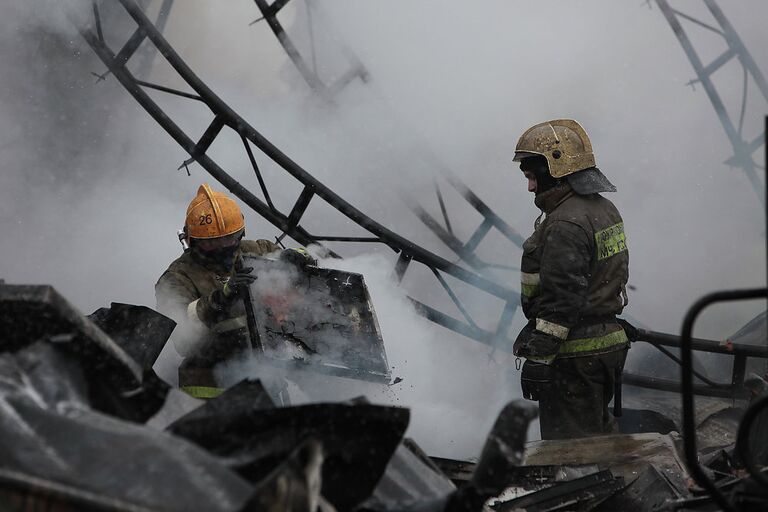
185, 184, 245, 239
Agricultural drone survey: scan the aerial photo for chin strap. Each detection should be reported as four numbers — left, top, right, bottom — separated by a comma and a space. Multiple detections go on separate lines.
177, 227, 190, 252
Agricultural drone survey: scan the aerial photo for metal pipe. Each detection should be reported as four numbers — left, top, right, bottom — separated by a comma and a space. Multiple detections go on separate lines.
623, 372, 747, 399
638, 328, 768, 357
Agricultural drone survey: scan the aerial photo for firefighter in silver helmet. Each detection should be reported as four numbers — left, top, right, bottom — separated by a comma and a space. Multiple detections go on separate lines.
512, 119, 630, 440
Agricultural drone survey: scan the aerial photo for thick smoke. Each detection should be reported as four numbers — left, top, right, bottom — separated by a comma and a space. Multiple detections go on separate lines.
1, 0, 766, 457
213, 252, 517, 458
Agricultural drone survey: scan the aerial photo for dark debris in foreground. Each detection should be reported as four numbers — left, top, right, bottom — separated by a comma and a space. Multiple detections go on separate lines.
0, 283, 767, 511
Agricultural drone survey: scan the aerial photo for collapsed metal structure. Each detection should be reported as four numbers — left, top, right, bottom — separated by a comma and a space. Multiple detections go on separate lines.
250, 0, 527, 276
4, 1, 767, 510
76, 0, 768, 403
231, 0, 768, 404
656, 0, 768, 206
251, 0, 369, 100
76, 0, 523, 350
2, 280, 766, 510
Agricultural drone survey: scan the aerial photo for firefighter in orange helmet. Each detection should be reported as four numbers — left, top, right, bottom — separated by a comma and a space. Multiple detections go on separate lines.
155, 184, 311, 398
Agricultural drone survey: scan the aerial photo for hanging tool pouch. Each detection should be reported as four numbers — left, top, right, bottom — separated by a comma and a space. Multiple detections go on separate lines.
521, 360, 552, 401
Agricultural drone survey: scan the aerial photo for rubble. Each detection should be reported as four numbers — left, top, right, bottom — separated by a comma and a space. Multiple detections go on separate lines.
522, 433, 689, 494
1, 281, 766, 511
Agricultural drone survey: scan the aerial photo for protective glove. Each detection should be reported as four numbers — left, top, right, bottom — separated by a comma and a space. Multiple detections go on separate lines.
520, 360, 552, 401
279, 247, 316, 268
513, 328, 560, 365
209, 266, 256, 310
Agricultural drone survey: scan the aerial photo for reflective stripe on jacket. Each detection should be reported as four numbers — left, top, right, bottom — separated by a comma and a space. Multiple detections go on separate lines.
180, 386, 225, 399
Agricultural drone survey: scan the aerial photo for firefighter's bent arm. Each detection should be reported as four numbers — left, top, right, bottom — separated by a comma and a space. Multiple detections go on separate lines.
155, 271, 209, 357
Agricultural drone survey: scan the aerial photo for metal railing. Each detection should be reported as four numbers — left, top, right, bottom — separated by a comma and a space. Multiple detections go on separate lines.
624, 327, 768, 399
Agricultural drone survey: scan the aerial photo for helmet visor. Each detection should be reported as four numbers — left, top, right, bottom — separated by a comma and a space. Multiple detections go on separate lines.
191, 229, 244, 252
513, 151, 540, 163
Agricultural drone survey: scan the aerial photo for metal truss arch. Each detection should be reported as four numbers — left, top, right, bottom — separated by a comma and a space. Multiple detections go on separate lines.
73, 0, 520, 349
249, 0, 527, 277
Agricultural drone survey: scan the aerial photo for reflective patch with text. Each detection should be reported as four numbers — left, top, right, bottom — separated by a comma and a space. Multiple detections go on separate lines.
595, 222, 627, 261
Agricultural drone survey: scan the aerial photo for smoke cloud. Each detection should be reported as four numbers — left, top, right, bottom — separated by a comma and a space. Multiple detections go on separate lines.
213, 252, 516, 458
1, 0, 766, 456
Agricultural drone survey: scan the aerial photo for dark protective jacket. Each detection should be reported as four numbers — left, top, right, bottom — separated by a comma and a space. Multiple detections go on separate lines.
155, 239, 280, 397
517, 183, 629, 358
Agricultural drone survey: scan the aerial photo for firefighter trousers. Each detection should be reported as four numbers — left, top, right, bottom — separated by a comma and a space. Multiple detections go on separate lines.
538, 348, 628, 440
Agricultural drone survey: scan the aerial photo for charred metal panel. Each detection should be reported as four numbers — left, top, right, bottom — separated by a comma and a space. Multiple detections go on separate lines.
0, 284, 174, 422
243, 256, 390, 383
362, 439, 456, 509
0, 284, 141, 386
0, 343, 254, 512
88, 302, 176, 372
169, 400, 410, 511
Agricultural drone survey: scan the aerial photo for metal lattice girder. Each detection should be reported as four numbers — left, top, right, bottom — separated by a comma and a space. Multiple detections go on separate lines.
72, 0, 520, 348
251, 0, 369, 99
405, 164, 526, 275
250, 0, 527, 275
89, 0, 174, 84
656, 0, 768, 205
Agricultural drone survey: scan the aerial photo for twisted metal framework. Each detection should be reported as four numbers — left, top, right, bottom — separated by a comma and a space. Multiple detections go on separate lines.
89, 0, 173, 83
76, 0, 520, 349
251, 0, 369, 100
402, 163, 526, 275
250, 0, 527, 275
76, 0, 767, 401
656, 0, 768, 206
248, 0, 768, 401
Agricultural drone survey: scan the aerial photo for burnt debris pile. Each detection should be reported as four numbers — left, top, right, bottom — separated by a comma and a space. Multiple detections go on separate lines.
1, 282, 767, 511
0, 282, 528, 511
